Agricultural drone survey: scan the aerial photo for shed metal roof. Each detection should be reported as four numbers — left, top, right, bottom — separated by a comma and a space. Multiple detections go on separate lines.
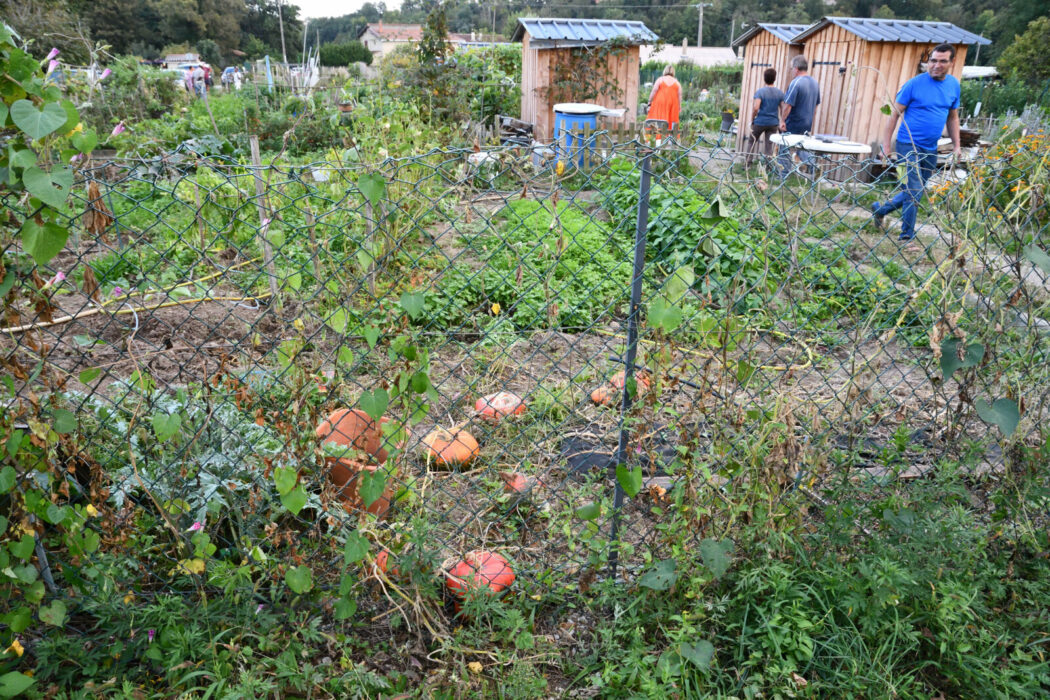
512, 18, 658, 47
795, 17, 990, 45
731, 23, 807, 48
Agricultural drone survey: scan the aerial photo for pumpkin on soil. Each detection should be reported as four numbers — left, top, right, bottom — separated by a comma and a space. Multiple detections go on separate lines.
609, 370, 651, 394
375, 550, 400, 578
446, 550, 515, 611
474, 392, 527, 423
315, 408, 389, 463
327, 458, 397, 518
591, 371, 651, 406
590, 385, 614, 406
422, 427, 480, 468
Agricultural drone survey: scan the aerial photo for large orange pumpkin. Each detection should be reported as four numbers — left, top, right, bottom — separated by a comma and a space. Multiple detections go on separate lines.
609, 370, 651, 393
327, 458, 397, 518
315, 408, 389, 463
474, 392, 527, 423
422, 427, 479, 468
446, 550, 515, 610
591, 371, 651, 406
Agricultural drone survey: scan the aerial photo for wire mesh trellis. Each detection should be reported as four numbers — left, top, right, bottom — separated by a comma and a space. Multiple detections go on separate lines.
1, 126, 1048, 645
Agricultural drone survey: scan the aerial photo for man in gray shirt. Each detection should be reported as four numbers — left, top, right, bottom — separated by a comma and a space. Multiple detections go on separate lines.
777, 55, 821, 177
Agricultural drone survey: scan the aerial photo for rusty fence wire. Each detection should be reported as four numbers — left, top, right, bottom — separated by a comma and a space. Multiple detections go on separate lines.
1, 127, 1048, 649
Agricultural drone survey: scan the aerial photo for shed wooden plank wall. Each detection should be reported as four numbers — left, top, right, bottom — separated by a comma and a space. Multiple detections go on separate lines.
521, 38, 641, 140
801, 24, 971, 148
735, 30, 801, 151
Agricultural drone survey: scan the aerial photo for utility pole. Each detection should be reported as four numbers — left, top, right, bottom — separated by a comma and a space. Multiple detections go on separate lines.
696, 3, 712, 48
277, 0, 289, 68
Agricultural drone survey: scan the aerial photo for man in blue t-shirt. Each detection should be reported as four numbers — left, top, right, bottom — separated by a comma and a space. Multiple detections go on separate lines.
873, 44, 962, 242
777, 55, 821, 178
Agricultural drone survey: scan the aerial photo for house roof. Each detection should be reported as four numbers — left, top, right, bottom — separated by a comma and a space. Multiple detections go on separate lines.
359, 23, 423, 42
641, 45, 739, 67
512, 18, 658, 48
794, 17, 990, 45
731, 23, 807, 48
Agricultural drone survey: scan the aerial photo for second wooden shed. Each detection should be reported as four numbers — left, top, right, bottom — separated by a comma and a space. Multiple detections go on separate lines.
731, 23, 807, 152
788, 17, 990, 148
512, 18, 658, 140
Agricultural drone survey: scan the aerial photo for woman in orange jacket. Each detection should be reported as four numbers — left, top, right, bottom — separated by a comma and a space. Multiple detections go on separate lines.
646, 64, 682, 131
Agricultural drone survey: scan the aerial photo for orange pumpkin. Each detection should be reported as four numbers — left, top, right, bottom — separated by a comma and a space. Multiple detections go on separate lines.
315, 408, 389, 463
609, 370, 651, 394
474, 392, 527, 423
446, 550, 515, 610
590, 385, 614, 406
327, 458, 396, 518
422, 427, 479, 468
375, 549, 400, 578
500, 471, 529, 494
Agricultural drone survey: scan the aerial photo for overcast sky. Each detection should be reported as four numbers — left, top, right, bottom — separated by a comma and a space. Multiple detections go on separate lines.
290, 0, 388, 20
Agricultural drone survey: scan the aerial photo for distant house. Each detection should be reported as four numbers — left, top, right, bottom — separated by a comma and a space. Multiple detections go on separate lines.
162, 52, 202, 69
358, 23, 423, 59
512, 18, 658, 139
640, 44, 738, 68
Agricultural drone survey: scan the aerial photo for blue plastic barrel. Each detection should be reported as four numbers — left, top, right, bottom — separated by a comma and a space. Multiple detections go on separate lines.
553, 103, 603, 168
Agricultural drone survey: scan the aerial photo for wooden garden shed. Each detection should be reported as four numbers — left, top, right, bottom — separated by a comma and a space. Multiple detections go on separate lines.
731, 23, 807, 151
786, 17, 990, 149
512, 18, 658, 140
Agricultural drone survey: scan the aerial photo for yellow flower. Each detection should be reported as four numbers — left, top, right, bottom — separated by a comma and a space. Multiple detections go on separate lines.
491, 302, 501, 316
85, 504, 99, 517
72, 122, 84, 133
4, 639, 23, 657
555, 160, 566, 177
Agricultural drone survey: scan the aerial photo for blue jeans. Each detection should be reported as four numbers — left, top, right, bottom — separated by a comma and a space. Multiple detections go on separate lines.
874, 145, 937, 239
777, 132, 815, 177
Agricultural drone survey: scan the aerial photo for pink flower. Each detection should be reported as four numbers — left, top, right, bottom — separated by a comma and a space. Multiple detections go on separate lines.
47, 60, 59, 74
100, 68, 111, 81
260, 217, 271, 229
70, 153, 84, 164
47, 271, 66, 287
45, 48, 59, 62
255, 603, 264, 614
187, 521, 204, 532
147, 629, 155, 643
112, 286, 123, 297
111, 122, 125, 137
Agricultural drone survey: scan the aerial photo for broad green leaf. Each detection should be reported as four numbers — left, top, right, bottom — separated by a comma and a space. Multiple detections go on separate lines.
0, 270, 14, 299
273, 465, 297, 495
0, 671, 35, 698
38, 599, 67, 627
337, 346, 355, 367
700, 538, 733, 579
2, 608, 31, 634
0, 102, 7, 126
357, 172, 386, 206
79, 367, 100, 383
410, 371, 430, 394
9, 148, 36, 169
359, 388, 388, 421
399, 291, 425, 320
334, 596, 357, 619
21, 218, 68, 265
679, 640, 715, 669
151, 412, 181, 442
53, 408, 77, 434
575, 502, 601, 520
22, 164, 72, 207
23, 580, 45, 604
880, 103, 893, 115
10, 99, 67, 140
285, 565, 313, 594
9, 534, 35, 560
284, 271, 301, 291
358, 469, 387, 508
1023, 244, 1050, 276
0, 466, 15, 493
975, 398, 1020, 437
343, 530, 369, 564
363, 326, 380, 349
940, 338, 984, 380
44, 504, 70, 525
735, 360, 755, 386
326, 307, 348, 333
616, 463, 643, 498
71, 129, 98, 154
638, 558, 676, 591
280, 485, 308, 515
647, 299, 683, 333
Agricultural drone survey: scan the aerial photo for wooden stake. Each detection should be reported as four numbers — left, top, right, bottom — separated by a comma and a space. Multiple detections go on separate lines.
249, 135, 282, 307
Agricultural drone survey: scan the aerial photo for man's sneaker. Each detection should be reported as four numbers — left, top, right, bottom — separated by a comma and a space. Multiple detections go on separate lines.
871, 202, 884, 230
898, 232, 915, 242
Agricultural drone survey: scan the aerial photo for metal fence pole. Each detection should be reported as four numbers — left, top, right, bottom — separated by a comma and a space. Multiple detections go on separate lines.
608, 150, 653, 581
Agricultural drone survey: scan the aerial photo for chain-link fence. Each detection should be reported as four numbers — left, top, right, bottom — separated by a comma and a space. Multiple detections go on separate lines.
2, 126, 1048, 645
